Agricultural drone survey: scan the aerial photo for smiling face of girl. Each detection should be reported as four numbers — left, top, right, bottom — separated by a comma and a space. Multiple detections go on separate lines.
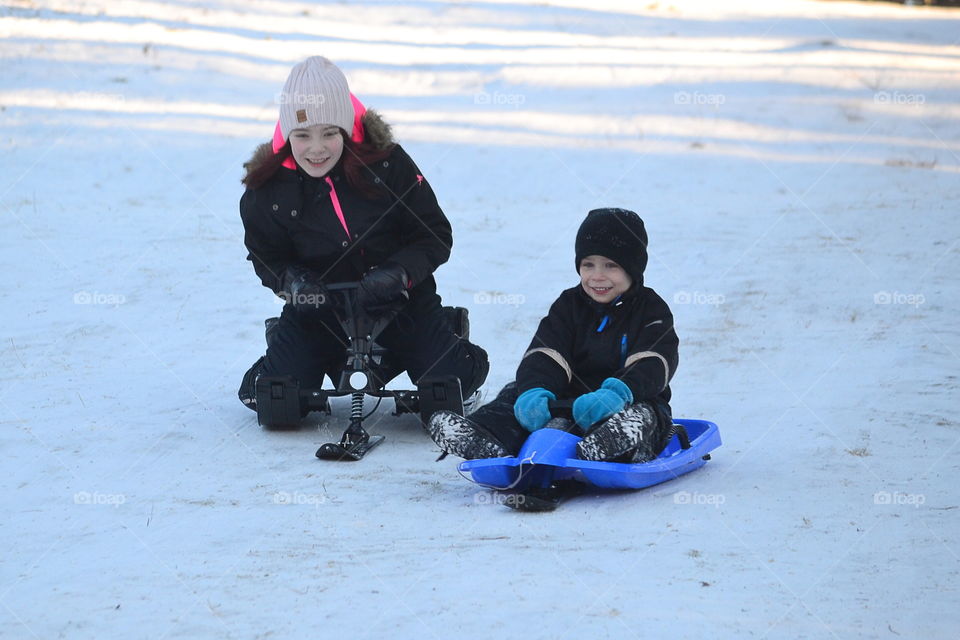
288, 124, 344, 177
578, 254, 632, 303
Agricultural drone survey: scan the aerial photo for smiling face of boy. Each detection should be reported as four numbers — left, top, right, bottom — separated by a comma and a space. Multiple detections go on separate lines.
579, 254, 633, 303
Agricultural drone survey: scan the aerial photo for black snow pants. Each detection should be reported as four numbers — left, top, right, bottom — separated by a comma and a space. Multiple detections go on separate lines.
239, 292, 488, 410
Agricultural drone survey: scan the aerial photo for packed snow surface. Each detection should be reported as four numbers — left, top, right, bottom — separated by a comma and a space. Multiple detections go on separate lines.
2, 0, 958, 638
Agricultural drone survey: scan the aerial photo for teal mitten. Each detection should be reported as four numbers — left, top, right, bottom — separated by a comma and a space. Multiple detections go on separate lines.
513, 387, 557, 432
572, 378, 634, 429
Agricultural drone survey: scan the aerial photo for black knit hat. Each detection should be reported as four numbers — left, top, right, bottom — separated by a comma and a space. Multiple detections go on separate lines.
574, 208, 648, 285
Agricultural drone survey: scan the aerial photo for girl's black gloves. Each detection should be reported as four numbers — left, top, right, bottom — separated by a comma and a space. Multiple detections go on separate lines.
282, 266, 330, 310
280, 263, 409, 316
357, 263, 410, 315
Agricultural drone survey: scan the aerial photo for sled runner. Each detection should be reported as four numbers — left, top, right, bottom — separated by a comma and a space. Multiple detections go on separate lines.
253, 283, 470, 460
459, 418, 722, 511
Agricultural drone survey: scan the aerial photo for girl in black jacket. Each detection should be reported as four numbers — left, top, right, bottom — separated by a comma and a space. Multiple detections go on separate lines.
428, 208, 678, 462
237, 57, 488, 412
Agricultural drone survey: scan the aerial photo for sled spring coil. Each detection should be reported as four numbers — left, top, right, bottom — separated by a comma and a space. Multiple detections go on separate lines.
350, 391, 364, 423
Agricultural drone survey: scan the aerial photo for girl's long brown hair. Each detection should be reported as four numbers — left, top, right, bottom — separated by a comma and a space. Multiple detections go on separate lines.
243, 129, 395, 200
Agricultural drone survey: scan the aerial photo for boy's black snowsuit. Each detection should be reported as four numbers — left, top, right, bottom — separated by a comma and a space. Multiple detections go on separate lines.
237, 111, 488, 407
469, 283, 679, 457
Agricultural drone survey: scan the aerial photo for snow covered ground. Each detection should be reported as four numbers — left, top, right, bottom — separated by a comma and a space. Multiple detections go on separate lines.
2, 0, 959, 637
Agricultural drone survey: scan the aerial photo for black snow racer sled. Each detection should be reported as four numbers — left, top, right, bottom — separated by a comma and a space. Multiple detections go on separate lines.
254, 283, 470, 461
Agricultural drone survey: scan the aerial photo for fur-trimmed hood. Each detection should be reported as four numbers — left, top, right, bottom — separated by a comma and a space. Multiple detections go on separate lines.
243, 108, 395, 180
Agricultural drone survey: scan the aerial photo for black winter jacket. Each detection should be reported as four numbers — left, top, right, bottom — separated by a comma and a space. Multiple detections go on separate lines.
516, 284, 679, 406
240, 123, 451, 304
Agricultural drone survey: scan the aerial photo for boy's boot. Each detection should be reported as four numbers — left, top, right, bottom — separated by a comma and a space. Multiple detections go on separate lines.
428, 411, 509, 460
576, 402, 656, 462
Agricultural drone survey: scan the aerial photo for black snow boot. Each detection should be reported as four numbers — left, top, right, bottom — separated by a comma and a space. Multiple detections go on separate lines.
428, 410, 509, 460
576, 402, 657, 462
238, 355, 266, 412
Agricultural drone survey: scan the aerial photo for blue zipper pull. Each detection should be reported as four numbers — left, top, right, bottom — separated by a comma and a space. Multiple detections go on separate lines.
619, 333, 628, 368
596, 295, 623, 333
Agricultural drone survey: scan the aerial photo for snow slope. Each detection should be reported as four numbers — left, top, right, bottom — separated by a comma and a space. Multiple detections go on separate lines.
2, 0, 958, 638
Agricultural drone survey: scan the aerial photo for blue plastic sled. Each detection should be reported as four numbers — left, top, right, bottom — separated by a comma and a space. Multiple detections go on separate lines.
458, 419, 721, 492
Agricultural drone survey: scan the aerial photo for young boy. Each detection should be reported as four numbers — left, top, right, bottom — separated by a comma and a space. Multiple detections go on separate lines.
428, 208, 679, 462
